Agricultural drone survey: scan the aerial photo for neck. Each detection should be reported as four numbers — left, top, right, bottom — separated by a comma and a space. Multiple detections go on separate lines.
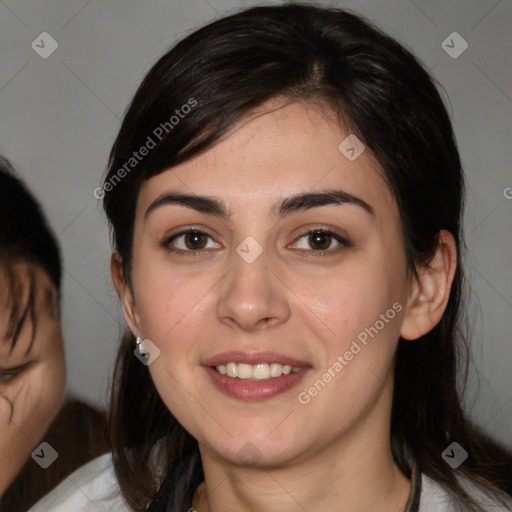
192, 379, 411, 512
194, 451, 410, 512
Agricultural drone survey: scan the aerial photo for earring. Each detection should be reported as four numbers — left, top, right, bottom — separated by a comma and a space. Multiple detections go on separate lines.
136, 336, 145, 355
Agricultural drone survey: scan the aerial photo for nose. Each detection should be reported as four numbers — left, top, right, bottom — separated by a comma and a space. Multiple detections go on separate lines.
216, 249, 291, 332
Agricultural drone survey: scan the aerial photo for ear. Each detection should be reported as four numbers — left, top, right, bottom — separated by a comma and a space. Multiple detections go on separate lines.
111, 252, 141, 337
400, 230, 457, 341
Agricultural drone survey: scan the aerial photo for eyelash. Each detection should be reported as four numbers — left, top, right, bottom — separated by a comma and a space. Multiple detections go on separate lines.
162, 228, 351, 257
0, 365, 28, 383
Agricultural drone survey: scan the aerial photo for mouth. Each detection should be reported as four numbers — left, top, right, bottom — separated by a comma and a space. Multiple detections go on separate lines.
202, 352, 311, 401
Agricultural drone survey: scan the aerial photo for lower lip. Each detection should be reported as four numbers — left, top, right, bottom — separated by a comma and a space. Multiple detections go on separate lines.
204, 366, 310, 401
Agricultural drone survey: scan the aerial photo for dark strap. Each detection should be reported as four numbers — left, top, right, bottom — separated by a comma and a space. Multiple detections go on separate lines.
146, 450, 203, 512
405, 456, 422, 512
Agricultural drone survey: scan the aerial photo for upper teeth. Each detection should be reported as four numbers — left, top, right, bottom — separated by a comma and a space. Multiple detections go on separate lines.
215, 362, 301, 380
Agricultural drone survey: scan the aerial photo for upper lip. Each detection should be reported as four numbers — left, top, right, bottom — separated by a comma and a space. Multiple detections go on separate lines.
202, 351, 311, 368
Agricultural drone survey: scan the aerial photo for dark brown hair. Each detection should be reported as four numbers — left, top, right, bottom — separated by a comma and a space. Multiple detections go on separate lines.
0, 156, 62, 351
103, 4, 511, 511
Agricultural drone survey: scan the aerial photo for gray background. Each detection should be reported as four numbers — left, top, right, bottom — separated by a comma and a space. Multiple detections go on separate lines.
1, 0, 511, 449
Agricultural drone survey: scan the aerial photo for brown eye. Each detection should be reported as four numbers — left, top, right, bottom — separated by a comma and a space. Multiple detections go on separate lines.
184, 231, 208, 250
308, 232, 333, 250
291, 229, 351, 255
165, 229, 221, 253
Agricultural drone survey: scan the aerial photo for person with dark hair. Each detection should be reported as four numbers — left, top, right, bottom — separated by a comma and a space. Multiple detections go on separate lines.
29, 3, 512, 511
0, 157, 109, 511
0, 156, 66, 494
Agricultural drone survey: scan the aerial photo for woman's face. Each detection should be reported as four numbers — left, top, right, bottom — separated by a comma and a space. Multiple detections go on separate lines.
0, 263, 65, 492
123, 100, 414, 467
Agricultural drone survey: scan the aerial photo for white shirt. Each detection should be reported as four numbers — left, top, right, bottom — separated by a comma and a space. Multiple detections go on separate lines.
419, 472, 512, 511
28, 453, 130, 512
29, 452, 512, 511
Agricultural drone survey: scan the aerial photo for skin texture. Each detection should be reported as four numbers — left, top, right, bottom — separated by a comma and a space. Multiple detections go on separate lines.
0, 263, 65, 494
113, 100, 457, 512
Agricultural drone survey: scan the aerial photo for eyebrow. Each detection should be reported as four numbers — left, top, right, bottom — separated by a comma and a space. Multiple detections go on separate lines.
144, 189, 374, 221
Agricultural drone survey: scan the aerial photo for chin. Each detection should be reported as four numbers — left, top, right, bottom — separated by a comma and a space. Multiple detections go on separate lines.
200, 427, 308, 468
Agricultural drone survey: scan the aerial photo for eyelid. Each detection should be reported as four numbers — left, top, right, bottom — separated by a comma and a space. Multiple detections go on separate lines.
163, 224, 220, 240
0, 361, 36, 379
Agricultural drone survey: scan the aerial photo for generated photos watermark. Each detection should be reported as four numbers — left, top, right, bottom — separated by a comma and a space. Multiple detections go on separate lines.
93, 97, 198, 199
237, 442, 263, 466
31, 441, 59, 469
338, 133, 365, 161
134, 338, 161, 366
298, 301, 403, 404
442, 442, 468, 469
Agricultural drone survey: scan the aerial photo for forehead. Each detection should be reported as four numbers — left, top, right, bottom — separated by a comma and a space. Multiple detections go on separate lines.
137, 100, 396, 219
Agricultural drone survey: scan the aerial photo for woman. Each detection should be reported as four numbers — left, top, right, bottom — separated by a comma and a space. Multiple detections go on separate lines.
29, 3, 512, 511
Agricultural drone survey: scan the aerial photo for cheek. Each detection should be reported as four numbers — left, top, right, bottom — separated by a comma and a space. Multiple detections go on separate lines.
134, 266, 219, 345
0, 361, 64, 491
294, 261, 397, 341
37, 335, 66, 423
14, 362, 64, 435
294, 261, 404, 408
135, 273, 224, 433
136, 273, 213, 410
